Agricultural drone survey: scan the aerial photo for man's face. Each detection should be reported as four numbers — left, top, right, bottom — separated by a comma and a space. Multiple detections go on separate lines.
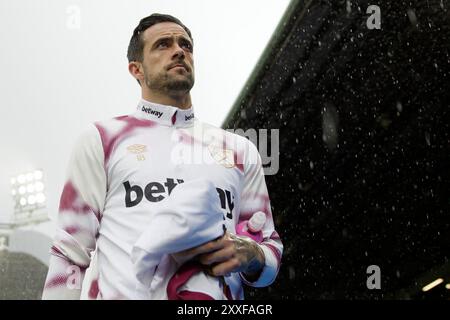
139, 22, 195, 93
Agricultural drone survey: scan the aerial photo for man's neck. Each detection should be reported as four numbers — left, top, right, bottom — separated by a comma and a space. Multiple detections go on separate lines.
142, 90, 192, 110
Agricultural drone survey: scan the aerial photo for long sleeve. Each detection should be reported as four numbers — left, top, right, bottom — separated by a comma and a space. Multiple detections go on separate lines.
42, 125, 106, 299
238, 140, 283, 288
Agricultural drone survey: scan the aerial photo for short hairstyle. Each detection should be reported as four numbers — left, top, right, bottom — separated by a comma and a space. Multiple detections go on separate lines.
127, 13, 193, 63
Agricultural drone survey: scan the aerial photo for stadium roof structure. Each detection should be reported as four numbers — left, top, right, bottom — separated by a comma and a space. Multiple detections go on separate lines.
223, 0, 450, 299
0, 250, 48, 299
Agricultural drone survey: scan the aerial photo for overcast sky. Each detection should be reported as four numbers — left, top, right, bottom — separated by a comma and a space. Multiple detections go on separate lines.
0, 0, 290, 224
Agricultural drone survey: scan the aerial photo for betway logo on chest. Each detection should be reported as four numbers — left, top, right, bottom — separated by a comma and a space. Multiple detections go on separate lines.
124, 178, 184, 207
123, 178, 235, 218
142, 106, 163, 118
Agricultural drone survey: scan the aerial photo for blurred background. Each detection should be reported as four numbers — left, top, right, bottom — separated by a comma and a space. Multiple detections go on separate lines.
1, 0, 450, 300
0, 0, 290, 299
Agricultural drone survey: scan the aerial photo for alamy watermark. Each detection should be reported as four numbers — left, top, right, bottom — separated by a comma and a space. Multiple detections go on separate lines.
168, 123, 279, 175
366, 265, 381, 290
366, 5, 381, 30
66, 5, 81, 30
66, 265, 82, 290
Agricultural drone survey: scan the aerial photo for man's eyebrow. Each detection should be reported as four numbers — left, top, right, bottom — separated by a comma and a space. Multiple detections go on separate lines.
179, 36, 192, 44
151, 36, 172, 47
151, 35, 193, 48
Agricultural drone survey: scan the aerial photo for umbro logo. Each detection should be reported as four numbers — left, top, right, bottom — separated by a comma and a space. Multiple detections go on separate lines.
185, 113, 194, 121
127, 144, 147, 161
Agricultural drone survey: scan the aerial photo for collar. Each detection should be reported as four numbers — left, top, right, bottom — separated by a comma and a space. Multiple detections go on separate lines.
133, 99, 195, 127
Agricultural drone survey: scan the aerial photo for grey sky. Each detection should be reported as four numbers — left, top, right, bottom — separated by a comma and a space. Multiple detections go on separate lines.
0, 0, 289, 223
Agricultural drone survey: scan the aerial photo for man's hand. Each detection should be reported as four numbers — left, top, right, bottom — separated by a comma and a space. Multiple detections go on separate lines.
171, 231, 265, 280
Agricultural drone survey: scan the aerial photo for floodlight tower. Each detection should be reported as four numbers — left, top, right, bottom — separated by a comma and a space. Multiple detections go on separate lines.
9, 169, 49, 227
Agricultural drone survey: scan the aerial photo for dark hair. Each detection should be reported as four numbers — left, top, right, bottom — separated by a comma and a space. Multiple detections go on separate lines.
127, 13, 193, 63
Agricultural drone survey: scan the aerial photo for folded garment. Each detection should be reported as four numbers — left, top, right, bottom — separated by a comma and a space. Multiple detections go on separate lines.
166, 260, 233, 300
131, 178, 227, 299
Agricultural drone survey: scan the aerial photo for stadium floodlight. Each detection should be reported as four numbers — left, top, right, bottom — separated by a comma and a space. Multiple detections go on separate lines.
422, 278, 444, 292
19, 197, 27, 206
35, 181, 44, 192
17, 174, 26, 184
18, 186, 26, 194
36, 193, 46, 204
34, 170, 43, 180
26, 184, 35, 193
10, 169, 47, 223
27, 195, 36, 205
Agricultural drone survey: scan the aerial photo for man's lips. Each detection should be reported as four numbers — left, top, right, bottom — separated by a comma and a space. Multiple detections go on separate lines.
168, 64, 188, 71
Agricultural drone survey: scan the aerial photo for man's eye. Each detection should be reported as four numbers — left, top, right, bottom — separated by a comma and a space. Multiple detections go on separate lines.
181, 42, 193, 51
157, 41, 168, 48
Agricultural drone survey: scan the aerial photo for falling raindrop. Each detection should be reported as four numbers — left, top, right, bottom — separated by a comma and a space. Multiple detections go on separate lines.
407, 9, 418, 27
289, 266, 296, 280
425, 132, 431, 146
322, 105, 339, 151
346, 0, 352, 14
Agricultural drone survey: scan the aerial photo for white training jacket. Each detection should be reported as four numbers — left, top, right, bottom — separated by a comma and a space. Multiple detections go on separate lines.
132, 178, 228, 300
42, 99, 283, 300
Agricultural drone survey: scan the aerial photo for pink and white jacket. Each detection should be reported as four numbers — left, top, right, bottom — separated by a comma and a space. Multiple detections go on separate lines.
42, 99, 283, 300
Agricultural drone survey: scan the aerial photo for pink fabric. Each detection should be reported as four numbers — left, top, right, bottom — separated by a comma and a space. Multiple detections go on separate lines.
59, 181, 91, 214
166, 261, 234, 300
171, 111, 177, 125
95, 116, 155, 166
167, 261, 214, 300
177, 290, 215, 300
88, 279, 99, 299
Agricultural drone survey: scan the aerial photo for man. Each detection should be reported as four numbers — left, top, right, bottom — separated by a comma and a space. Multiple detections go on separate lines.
42, 13, 283, 300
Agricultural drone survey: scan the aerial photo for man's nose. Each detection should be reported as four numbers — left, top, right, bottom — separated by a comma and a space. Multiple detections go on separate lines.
172, 44, 185, 60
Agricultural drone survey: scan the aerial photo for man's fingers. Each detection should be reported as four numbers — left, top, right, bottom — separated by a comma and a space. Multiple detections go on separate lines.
210, 258, 242, 276
199, 246, 234, 265
191, 236, 226, 256
173, 234, 227, 264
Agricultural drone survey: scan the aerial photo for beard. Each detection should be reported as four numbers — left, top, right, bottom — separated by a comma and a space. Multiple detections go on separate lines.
144, 65, 195, 94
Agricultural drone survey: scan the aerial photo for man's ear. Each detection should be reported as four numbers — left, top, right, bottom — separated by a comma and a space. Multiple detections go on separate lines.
128, 61, 144, 85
